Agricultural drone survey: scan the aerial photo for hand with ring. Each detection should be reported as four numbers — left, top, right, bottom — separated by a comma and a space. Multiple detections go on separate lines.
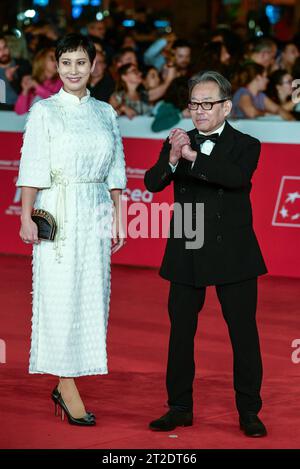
20, 217, 40, 245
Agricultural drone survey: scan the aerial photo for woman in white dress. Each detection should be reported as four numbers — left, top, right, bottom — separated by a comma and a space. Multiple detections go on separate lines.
17, 34, 126, 426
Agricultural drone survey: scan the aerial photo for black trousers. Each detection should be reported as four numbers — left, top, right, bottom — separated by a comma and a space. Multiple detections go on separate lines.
166, 277, 263, 416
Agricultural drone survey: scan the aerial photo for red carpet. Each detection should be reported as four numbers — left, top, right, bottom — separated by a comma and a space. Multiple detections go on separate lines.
0, 254, 299, 449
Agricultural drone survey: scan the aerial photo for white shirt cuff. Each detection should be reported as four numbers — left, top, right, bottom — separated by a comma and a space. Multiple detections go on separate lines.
169, 162, 178, 173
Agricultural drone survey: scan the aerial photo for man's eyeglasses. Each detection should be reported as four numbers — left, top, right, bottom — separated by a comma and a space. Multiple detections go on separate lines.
188, 99, 229, 111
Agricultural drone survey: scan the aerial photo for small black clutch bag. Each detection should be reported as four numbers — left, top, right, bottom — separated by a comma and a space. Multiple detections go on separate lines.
31, 209, 57, 241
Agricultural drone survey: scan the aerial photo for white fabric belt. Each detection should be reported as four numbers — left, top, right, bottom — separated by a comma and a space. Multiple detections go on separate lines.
50, 169, 106, 262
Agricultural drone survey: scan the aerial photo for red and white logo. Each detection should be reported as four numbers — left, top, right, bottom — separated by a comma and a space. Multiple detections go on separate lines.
272, 176, 300, 228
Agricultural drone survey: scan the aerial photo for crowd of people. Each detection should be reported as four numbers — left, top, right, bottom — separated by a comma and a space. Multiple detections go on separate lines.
1, 14, 300, 130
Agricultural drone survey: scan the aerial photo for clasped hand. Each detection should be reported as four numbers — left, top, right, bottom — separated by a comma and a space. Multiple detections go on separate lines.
169, 128, 197, 164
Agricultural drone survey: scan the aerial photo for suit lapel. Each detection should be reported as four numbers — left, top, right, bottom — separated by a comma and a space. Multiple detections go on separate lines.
209, 121, 235, 161
190, 121, 236, 163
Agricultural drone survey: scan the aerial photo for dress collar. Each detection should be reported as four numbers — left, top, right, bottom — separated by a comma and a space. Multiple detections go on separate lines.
58, 87, 90, 105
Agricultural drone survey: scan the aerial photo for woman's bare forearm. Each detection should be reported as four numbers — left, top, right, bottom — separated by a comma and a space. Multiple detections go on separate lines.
20, 187, 38, 221
110, 189, 122, 213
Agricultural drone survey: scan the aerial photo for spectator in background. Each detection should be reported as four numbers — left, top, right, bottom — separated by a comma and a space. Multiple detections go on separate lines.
35, 22, 59, 43
110, 47, 138, 81
0, 34, 31, 106
210, 29, 243, 80
151, 76, 190, 132
109, 63, 152, 118
266, 69, 299, 118
292, 55, 300, 82
120, 33, 137, 50
144, 32, 177, 72
23, 22, 59, 57
275, 41, 299, 74
24, 28, 41, 59
232, 62, 294, 120
133, 6, 156, 47
193, 41, 231, 78
4, 29, 30, 60
87, 20, 106, 41
142, 65, 162, 103
250, 37, 277, 71
87, 20, 114, 65
243, 38, 255, 62
91, 37, 105, 54
291, 58, 300, 116
142, 66, 162, 91
167, 39, 192, 78
88, 50, 115, 102
14, 47, 62, 115
211, 27, 243, 64
119, 33, 144, 65
141, 64, 177, 105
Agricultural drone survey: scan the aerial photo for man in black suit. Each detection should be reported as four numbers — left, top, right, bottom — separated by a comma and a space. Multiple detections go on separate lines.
144, 71, 268, 437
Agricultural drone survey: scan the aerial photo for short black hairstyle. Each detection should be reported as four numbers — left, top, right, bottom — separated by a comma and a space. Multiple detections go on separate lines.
172, 39, 191, 50
55, 33, 96, 64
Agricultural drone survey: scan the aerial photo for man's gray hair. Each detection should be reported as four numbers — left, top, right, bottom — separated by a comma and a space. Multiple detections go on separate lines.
188, 70, 232, 100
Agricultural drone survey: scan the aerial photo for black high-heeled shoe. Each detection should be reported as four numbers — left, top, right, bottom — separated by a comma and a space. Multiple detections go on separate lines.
52, 387, 96, 419
51, 387, 96, 426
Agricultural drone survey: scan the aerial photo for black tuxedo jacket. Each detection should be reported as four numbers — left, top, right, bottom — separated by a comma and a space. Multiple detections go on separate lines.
144, 121, 267, 287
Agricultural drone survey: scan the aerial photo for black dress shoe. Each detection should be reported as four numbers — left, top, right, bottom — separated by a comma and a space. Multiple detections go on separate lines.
149, 409, 193, 432
239, 413, 267, 437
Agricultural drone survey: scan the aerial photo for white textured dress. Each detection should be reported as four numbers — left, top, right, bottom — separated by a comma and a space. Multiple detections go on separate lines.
16, 88, 126, 377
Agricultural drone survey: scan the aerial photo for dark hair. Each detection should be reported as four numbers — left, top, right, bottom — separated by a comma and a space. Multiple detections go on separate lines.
282, 41, 299, 52
234, 62, 265, 88
252, 37, 276, 53
112, 47, 137, 65
192, 41, 230, 76
89, 35, 104, 48
172, 39, 191, 50
292, 56, 300, 80
266, 69, 290, 103
116, 63, 137, 92
141, 65, 160, 79
119, 47, 136, 56
164, 77, 189, 110
55, 33, 96, 64
189, 70, 232, 100
210, 28, 243, 59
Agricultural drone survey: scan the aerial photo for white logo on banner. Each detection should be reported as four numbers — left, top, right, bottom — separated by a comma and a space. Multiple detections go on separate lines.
126, 167, 146, 179
124, 167, 153, 203
0, 160, 20, 170
272, 176, 300, 228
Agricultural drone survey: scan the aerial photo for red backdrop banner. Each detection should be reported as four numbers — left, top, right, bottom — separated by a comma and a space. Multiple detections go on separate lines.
1, 130, 300, 278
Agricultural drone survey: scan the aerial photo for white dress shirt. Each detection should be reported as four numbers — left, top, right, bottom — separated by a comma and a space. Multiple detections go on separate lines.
169, 121, 226, 172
